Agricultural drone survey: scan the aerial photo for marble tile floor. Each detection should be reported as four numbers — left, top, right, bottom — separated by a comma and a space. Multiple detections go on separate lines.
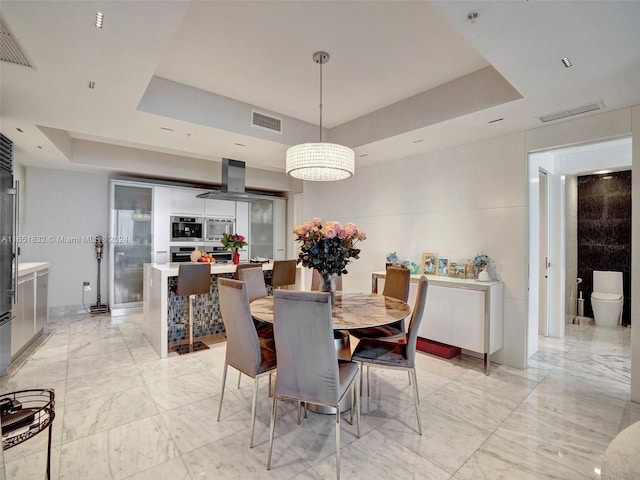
1, 312, 637, 480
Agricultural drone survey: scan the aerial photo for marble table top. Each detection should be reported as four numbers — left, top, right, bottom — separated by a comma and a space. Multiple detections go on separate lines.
250, 292, 411, 330
602, 420, 640, 479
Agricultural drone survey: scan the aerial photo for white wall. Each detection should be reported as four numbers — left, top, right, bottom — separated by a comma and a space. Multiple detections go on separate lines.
565, 176, 578, 320
303, 132, 528, 369
631, 105, 640, 402
19, 167, 110, 309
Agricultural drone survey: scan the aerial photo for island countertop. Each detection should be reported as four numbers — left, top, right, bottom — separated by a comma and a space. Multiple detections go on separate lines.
149, 261, 274, 277
18, 262, 50, 276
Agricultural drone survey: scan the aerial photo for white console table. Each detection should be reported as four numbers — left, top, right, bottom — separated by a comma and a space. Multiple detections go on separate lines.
372, 271, 504, 374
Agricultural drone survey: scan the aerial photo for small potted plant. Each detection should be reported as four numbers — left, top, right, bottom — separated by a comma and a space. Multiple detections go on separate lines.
221, 233, 248, 265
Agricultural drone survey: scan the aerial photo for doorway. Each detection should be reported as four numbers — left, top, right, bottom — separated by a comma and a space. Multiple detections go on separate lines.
526, 137, 632, 360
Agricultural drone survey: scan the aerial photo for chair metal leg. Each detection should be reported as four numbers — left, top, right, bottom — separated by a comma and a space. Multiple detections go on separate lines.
237, 371, 242, 389
408, 371, 412, 385
349, 387, 353, 425
367, 365, 371, 397
359, 362, 363, 396
410, 369, 422, 435
217, 363, 228, 421
267, 396, 278, 470
355, 368, 361, 438
335, 404, 341, 480
188, 295, 195, 353
250, 376, 259, 448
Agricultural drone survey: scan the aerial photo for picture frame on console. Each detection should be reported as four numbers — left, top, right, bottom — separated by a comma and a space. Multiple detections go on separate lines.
421, 252, 438, 275
449, 262, 467, 279
437, 257, 449, 276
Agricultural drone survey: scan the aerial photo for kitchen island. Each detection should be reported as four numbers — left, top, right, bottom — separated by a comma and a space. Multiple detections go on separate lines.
143, 262, 301, 358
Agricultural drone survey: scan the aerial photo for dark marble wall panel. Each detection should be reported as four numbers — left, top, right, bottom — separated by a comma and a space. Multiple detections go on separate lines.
577, 171, 631, 324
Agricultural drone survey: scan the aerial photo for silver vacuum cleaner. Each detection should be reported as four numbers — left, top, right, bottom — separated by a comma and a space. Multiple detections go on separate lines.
90, 235, 109, 314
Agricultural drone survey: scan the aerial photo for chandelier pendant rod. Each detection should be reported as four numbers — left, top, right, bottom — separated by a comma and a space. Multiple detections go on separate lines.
319, 56, 323, 142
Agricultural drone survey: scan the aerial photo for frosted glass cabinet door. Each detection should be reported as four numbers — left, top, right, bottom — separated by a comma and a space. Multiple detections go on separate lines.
110, 182, 153, 308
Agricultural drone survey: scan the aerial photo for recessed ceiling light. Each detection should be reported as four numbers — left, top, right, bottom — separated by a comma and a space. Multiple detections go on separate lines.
561, 57, 572, 68
467, 11, 479, 23
16, 128, 23, 133
160, 127, 174, 131
412, 139, 423, 144
88, 80, 95, 89
488, 118, 503, 124
234, 142, 245, 147
359, 153, 369, 157
37, 145, 42, 149
95, 12, 104, 29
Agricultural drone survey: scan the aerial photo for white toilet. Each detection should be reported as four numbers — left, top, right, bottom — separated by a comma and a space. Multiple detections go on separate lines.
591, 270, 623, 327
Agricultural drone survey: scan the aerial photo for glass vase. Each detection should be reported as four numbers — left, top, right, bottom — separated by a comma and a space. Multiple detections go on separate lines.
320, 272, 337, 305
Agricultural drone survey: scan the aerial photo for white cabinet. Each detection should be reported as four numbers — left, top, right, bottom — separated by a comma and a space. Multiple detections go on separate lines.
273, 198, 286, 260
445, 287, 485, 352
373, 272, 504, 374
170, 188, 205, 216
11, 267, 48, 359
204, 198, 236, 217
235, 201, 250, 261
153, 186, 171, 263
35, 269, 48, 334
420, 285, 454, 345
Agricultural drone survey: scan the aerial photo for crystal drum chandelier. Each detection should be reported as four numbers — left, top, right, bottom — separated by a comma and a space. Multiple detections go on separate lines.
286, 52, 355, 182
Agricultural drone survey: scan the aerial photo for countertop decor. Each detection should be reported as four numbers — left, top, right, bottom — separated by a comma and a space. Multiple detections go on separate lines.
221, 233, 248, 265
293, 217, 366, 302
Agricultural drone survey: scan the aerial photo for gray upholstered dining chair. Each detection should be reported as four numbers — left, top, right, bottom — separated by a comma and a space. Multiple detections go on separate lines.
172, 263, 212, 354
310, 269, 343, 291
351, 275, 428, 435
236, 265, 272, 388
270, 259, 297, 289
216, 278, 277, 448
234, 262, 261, 280
350, 266, 411, 341
237, 266, 268, 302
267, 290, 360, 480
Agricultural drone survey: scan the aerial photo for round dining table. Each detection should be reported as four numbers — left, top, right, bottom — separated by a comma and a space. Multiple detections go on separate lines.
249, 292, 411, 330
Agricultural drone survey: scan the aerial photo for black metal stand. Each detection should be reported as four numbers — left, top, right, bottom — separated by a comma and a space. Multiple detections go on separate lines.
1, 389, 55, 480
90, 236, 109, 314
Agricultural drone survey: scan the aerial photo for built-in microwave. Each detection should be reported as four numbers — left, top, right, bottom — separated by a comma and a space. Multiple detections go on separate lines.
170, 216, 204, 242
205, 218, 235, 242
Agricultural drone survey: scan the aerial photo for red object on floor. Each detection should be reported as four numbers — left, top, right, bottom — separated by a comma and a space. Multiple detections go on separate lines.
416, 337, 461, 359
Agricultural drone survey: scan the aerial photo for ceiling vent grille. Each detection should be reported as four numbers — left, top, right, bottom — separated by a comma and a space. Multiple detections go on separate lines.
252, 110, 282, 134
538, 101, 604, 123
0, 15, 34, 68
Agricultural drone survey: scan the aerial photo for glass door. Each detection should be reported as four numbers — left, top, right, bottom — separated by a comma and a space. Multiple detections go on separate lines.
250, 199, 273, 260
110, 181, 153, 309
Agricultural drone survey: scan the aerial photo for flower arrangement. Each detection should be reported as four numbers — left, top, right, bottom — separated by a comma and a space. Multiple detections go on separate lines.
293, 217, 366, 276
473, 254, 490, 270
221, 233, 248, 253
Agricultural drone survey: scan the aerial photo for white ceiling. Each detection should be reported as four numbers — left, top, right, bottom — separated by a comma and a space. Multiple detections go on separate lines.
1, 1, 640, 181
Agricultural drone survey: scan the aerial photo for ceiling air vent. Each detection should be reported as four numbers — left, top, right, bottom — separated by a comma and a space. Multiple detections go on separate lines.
0, 15, 34, 68
538, 100, 604, 123
252, 110, 282, 134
